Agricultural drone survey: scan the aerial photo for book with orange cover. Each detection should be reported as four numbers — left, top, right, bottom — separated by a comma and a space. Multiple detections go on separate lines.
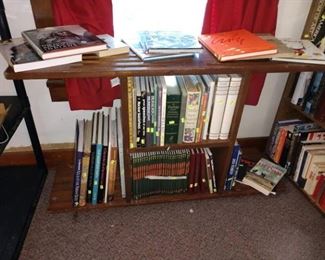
198, 29, 277, 62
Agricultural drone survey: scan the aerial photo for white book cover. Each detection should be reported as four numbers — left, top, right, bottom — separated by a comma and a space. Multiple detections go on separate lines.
219, 74, 242, 140
201, 74, 216, 140
208, 74, 230, 140
159, 76, 168, 146
291, 71, 313, 105
304, 162, 325, 195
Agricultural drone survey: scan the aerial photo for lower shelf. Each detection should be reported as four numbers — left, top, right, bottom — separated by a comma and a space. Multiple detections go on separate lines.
0, 165, 47, 260
48, 164, 280, 212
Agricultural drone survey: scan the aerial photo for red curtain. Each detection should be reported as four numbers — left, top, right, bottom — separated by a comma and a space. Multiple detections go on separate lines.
51, 0, 120, 110
202, 0, 279, 105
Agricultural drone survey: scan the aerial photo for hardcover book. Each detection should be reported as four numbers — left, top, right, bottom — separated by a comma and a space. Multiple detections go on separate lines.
22, 25, 107, 59
137, 30, 202, 53
242, 158, 286, 196
198, 29, 277, 62
0, 38, 82, 72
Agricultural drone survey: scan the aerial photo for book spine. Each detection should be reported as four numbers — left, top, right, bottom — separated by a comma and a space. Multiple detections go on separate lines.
290, 72, 313, 106
79, 155, 90, 207
208, 75, 230, 140
219, 74, 242, 140
302, 0, 325, 39
165, 92, 181, 144
91, 143, 103, 204
160, 76, 167, 146
127, 77, 135, 148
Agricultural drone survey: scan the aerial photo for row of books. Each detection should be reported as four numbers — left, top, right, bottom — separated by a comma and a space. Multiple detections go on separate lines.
128, 74, 242, 148
0, 24, 129, 72
266, 120, 325, 207
131, 148, 217, 200
291, 71, 325, 122
72, 99, 125, 207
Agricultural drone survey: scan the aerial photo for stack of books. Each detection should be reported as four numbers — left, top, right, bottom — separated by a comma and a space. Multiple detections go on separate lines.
122, 30, 202, 61
0, 24, 129, 72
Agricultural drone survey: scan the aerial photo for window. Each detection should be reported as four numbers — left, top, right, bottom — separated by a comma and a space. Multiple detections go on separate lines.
113, 0, 207, 39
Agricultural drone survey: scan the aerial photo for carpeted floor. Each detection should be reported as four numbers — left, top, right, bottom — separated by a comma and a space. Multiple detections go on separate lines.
19, 170, 325, 260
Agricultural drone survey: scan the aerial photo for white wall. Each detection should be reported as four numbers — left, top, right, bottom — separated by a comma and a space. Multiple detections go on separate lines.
0, 0, 312, 149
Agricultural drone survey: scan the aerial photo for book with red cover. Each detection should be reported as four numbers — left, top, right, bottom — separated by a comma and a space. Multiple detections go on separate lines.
198, 29, 277, 62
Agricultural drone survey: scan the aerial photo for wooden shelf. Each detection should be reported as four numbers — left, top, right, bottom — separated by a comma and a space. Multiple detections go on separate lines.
48, 162, 269, 213
5, 51, 325, 80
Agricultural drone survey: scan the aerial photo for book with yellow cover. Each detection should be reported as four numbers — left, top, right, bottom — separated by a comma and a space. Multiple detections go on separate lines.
198, 29, 277, 62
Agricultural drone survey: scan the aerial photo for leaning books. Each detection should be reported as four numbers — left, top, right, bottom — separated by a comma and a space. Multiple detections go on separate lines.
0, 38, 82, 72
21, 25, 107, 59
198, 29, 277, 62
242, 158, 286, 195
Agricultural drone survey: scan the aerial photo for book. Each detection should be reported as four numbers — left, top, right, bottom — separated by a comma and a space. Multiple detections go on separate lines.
208, 74, 230, 140
122, 34, 195, 61
164, 75, 181, 144
242, 158, 286, 196
302, 0, 325, 40
72, 119, 84, 207
22, 24, 107, 59
114, 99, 126, 198
79, 119, 92, 207
182, 75, 201, 143
91, 111, 104, 205
291, 72, 313, 106
82, 34, 129, 59
219, 74, 242, 140
176, 76, 188, 144
198, 29, 277, 62
272, 39, 325, 64
157, 76, 168, 146
137, 30, 202, 53
0, 38, 82, 72
224, 141, 241, 191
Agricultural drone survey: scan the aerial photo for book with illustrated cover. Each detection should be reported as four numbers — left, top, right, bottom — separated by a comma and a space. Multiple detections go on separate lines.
198, 29, 277, 62
22, 25, 107, 59
122, 34, 195, 62
242, 158, 286, 195
137, 30, 202, 53
272, 39, 325, 64
0, 38, 82, 72
82, 34, 129, 59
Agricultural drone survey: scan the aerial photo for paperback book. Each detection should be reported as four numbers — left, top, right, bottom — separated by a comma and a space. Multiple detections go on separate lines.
22, 25, 107, 59
272, 39, 325, 64
242, 158, 286, 195
0, 38, 82, 72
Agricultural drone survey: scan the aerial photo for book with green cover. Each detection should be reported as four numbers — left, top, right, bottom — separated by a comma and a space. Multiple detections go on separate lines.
164, 76, 182, 144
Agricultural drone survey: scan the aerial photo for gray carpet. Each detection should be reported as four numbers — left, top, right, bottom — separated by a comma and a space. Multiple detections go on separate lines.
20, 170, 325, 260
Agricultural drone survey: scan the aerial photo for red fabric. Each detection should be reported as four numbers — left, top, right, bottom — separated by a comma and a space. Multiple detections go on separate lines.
202, 0, 279, 105
51, 0, 120, 110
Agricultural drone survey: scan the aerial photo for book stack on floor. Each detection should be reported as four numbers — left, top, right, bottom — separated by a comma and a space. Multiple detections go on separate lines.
0, 25, 129, 72
266, 120, 325, 211
290, 71, 325, 122
72, 99, 125, 207
127, 74, 242, 148
131, 147, 217, 200
122, 30, 202, 61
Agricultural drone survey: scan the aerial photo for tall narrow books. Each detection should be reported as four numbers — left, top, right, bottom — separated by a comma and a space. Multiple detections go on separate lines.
114, 99, 126, 198
0, 38, 82, 72
22, 24, 107, 59
219, 74, 242, 140
208, 74, 230, 140
198, 29, 277, 61
72, 119, 84, 207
